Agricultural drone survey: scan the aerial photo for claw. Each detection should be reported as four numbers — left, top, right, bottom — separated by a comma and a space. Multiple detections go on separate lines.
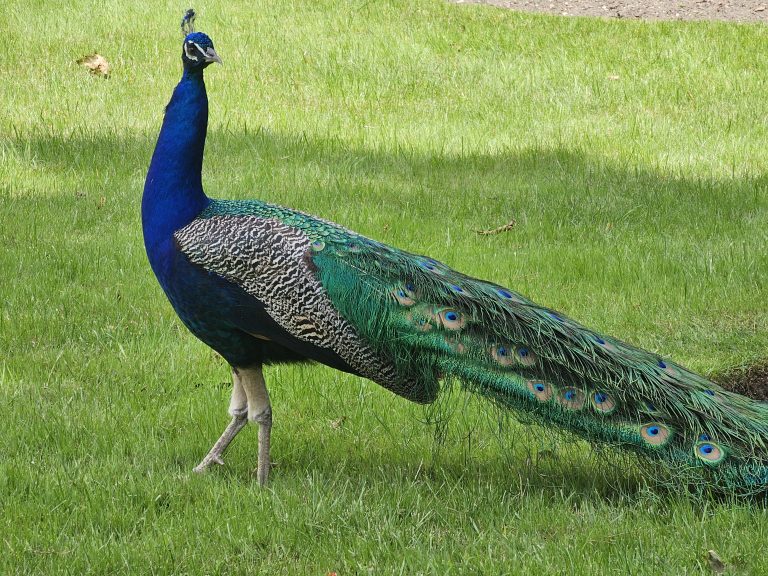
192, 412, 248, 473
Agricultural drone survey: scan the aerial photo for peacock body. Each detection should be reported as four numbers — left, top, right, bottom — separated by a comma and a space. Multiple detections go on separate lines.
143, 12, 768, 492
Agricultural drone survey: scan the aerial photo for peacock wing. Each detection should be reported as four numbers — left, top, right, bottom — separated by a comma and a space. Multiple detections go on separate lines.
173, 208, 422, 399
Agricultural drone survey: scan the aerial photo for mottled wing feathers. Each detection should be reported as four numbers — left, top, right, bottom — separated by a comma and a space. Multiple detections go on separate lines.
173, 203, 425, 401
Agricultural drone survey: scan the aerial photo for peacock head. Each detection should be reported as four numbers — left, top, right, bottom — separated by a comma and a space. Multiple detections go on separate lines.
179, 9, 221, 70
182, 32, 222, 70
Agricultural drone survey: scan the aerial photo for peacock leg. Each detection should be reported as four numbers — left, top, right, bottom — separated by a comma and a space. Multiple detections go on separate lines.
237, 364, 272, 486
193, 368, 249, 473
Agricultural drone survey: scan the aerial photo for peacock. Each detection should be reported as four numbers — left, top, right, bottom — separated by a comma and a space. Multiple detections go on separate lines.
142, 10, 768, 492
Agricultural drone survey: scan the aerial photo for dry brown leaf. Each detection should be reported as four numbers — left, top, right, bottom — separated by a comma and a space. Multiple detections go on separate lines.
476, 219, 517, 235
329, 416, 346, 430
77, 53, 110, 77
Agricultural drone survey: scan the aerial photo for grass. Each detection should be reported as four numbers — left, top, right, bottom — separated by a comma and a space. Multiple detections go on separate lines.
1, 0, 768, 573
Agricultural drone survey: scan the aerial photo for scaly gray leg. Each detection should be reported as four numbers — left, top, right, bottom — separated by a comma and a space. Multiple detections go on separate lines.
238, 365, 272, 486
193, 368, 249, 473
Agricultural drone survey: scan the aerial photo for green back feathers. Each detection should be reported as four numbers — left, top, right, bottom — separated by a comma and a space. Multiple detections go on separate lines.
310, 233, 768, 493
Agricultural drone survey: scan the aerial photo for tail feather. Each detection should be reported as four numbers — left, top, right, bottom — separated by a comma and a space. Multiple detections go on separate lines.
307, 227, 768, 493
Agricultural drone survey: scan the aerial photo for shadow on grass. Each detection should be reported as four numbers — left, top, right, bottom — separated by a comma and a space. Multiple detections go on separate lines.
5, 126, 768, 235
210, 431, 766, 506
5, 124, 766, 348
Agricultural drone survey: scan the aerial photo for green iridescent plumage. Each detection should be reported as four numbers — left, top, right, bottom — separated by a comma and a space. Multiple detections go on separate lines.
199, 198, 768, 493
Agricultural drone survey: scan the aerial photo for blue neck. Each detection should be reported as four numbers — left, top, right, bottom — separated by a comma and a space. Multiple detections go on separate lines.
142, 68, 211, 278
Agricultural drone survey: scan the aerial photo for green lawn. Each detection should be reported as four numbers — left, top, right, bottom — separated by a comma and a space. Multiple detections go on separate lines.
2, 0, 768, 573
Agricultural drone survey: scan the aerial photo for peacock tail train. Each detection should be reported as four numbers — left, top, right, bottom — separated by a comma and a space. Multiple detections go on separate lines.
176, 198, 768, 494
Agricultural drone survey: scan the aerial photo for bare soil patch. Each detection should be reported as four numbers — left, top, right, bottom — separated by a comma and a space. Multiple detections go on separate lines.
454, 0, 768, 23
717, 364, 768, 401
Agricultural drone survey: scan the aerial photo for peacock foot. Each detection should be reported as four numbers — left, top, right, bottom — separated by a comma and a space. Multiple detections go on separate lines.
193, 409, 248, 473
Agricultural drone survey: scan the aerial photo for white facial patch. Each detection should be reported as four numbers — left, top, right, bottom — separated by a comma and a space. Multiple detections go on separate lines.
184, 42, 199, 61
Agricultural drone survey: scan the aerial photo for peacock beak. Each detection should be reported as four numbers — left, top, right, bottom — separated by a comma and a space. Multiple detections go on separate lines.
204, 47, 222, 65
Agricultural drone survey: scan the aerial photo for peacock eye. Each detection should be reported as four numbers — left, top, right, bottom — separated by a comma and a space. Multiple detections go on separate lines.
184, 43, 199, 60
